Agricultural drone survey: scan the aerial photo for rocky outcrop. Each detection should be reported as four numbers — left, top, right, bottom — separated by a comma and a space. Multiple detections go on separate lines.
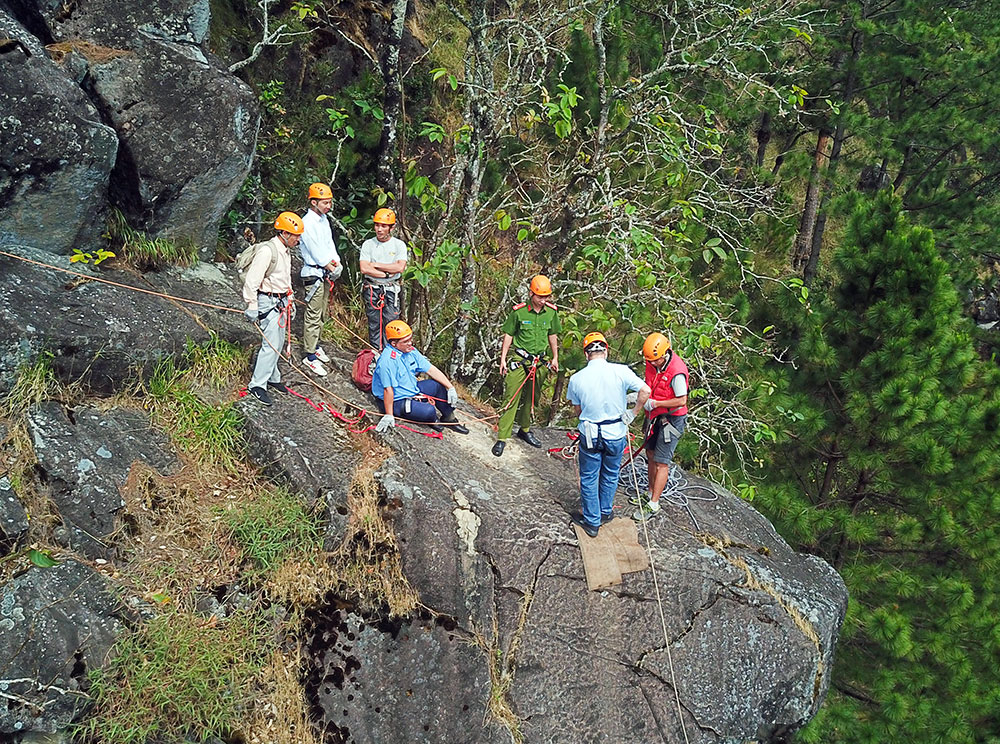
2, 0, 259, 256
0, 8, 118, 254
236, 351, 849, 743
0, 475, 29, 555
0, 246, 255, 395
0, 559, 123, 736
26, 402, 181, 559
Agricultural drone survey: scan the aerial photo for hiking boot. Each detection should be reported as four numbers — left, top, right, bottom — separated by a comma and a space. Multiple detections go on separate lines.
441, 413, 469, 435
601, 512, 616, 524
633, 500, 662, 522
314, 346, 331, 363
492, 440, 506, 457
628, 492, 652, 507
571, 512, 600, 538
248, 386, 272, 406
517, 429, 542, 448
267, 381, 289, 394
302, 357, 328, 377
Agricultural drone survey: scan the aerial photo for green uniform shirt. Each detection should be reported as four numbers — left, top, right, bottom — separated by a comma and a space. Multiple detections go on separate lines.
501, 302, 561, 356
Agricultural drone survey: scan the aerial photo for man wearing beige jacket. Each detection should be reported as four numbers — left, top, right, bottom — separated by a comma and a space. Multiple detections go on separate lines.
242, 211, 303, 406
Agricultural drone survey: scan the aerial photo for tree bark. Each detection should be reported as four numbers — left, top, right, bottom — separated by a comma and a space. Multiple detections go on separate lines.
376, 0, 408, 195
755, 112, 772, 169
791, 129, 831, 274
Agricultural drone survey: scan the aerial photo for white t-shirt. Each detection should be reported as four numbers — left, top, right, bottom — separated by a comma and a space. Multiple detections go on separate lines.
671, 374, 688, 397
300, 209, 342, 279
359, 236, 407, 284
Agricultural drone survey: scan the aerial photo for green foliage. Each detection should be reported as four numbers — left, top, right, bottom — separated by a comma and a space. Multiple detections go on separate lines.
755, 193, 1000, 743
81, 609, 273, 743
2, 353, 57, 419
224, 488, 321, 573
70, 247, 116, 266
104, 209, 197, 270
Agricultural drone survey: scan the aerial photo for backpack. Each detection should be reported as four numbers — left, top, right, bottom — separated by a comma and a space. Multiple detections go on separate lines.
352, 348, 377, 392
235, 240, 278, 287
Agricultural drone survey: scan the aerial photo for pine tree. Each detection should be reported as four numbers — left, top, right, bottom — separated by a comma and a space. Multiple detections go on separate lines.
755, 191, 1000, 743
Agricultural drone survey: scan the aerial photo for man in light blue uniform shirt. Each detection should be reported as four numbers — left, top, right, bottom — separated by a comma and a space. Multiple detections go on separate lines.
372, 320, 469, 435
566, 332, 651, 537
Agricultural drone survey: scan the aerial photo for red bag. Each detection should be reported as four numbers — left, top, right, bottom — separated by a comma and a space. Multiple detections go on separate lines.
352, 349, 376, 392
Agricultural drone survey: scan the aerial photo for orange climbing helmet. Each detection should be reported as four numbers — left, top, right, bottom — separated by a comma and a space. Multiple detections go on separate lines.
529, 274, 553, 296
385, 320, 412, 341
373, 208, 397, 225
583, 332, 608, 352
308, 182, 332, 200
643, 332, 671, 361
273, 211, 304, 235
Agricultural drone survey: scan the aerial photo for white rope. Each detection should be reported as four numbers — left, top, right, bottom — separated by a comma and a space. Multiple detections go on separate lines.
624, 444, 692, 744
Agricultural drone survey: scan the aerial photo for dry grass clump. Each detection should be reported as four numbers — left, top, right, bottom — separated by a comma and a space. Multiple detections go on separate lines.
45, 39, 132, 63
246, 645, 322, 744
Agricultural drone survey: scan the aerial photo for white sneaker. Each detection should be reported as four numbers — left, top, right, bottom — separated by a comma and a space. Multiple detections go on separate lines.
633, 500, 661, 522
302, 357, 328, 377
314, 346, 331, 363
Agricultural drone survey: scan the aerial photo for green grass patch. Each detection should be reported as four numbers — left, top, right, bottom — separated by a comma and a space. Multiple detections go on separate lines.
224, 488, 321, 574
81, 609, 274, 744
106, 208, 198, 270
2, 353, 58, 418
184, 333, 250, 391
146, 358, 246, 470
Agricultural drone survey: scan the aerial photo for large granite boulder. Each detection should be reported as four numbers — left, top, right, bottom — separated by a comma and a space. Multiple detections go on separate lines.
0, 559, 123, 735
26, 402, 182, 558
0, 246, 255, 395
234, 352, 849, 743
10, 0, 259, 256
0, 8, 118, 254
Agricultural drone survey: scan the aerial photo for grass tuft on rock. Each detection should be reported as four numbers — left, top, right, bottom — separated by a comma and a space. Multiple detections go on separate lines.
106, 208, 198, 269
224, 487, 322, 574
81, 608, 274, 744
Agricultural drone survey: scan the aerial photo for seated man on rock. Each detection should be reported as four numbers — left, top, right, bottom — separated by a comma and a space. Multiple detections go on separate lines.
372, 320, 469, 435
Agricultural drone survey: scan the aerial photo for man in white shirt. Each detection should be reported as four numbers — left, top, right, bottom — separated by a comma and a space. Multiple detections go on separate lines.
242, 212, 302, 406
299, 182, 343, 377
358, 208, 407, 349
566, 332, 651, 537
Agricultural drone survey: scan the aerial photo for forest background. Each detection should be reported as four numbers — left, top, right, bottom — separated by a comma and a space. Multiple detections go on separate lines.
200, 0, 1000, 741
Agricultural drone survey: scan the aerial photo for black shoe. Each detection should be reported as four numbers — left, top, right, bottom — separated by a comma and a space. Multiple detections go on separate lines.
248, 386, 272, 406
429, 423, 444, 432
267, 381, 289, 394
601, 512, 616, 524
517, 429, 542, 448
441, 414, 470, 435
571, 512, 600, 538
492, 440, 506, 457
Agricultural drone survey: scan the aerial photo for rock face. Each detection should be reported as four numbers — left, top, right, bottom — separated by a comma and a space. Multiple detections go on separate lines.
0, 475, 29, 555
0, 246, 255, 395
0, 559, 123, 736
0, 8, 118, 254
235, 352, 849, 743
2, 0, 259, 256
26, 402, 182, 558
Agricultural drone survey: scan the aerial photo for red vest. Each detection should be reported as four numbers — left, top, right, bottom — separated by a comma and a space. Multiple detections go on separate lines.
645, 352, 688, 418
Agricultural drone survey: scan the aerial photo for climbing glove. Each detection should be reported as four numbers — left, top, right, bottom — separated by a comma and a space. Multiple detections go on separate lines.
375, 414, 396, 433
447, 387, 458, 406
244, 307, 257, 323
643, 399, 656, 412
622, 409, 637, 426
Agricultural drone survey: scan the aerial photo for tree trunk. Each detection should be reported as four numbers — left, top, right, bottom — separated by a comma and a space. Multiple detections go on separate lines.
376, 0, 408, 195
791, 129, 831, 273
546, 369, 567, 424
755, 111, 772, 169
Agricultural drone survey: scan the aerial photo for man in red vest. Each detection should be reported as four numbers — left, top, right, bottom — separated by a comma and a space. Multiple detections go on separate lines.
633, 332, 689, 521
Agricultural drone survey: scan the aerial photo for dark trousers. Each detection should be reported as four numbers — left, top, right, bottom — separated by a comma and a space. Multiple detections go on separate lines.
378, 379, 454, 423
364, 284, 401, 350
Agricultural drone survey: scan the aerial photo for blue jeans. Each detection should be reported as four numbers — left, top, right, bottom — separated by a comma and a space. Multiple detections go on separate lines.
578, 435, 626, 527
378, 379, 454, 423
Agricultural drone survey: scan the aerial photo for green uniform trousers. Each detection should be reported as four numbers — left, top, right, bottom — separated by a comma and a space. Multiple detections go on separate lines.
497, 362, 547, 440
302, 278, 329, 354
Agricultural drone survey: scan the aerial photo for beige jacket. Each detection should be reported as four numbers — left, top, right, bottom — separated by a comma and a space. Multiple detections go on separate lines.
241, 236, 293, 310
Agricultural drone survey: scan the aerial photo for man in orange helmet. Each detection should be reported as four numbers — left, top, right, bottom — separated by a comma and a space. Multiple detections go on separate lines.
359, 208, 407, 349
566, 332, 650, 537
299, 182, 342, 377
492, 274, 561, 457
632, 332, 689, 522
371, 320, 468, 435
242, 211, 303, 406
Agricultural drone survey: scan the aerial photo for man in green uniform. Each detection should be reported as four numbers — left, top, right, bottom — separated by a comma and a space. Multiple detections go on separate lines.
492, 274, 561, 457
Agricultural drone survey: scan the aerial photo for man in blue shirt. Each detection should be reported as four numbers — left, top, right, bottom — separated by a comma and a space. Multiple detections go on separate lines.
372, 320, 469, 435
566, 332, 651, 537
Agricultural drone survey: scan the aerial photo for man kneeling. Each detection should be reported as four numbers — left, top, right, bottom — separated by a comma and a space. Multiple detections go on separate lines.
373, 320, 469, 435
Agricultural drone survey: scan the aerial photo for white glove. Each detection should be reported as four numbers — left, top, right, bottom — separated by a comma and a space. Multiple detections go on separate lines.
622, 409, 636, 426
244, 307, 257, 322
643, 399, 655, 412
375, 414, 396, 433
447, 387, 458, 406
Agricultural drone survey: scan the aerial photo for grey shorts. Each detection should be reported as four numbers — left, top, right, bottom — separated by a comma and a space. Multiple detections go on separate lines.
646, 414, 687, 464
